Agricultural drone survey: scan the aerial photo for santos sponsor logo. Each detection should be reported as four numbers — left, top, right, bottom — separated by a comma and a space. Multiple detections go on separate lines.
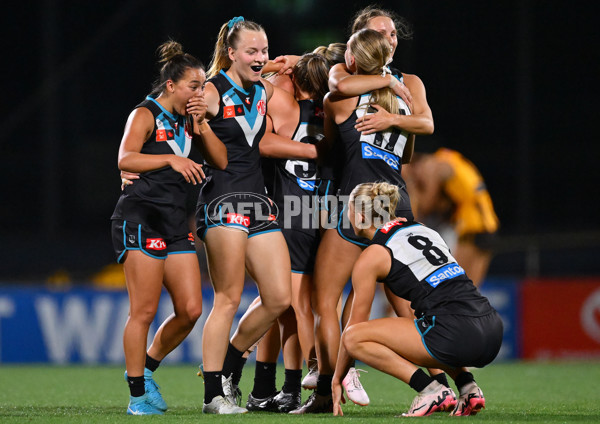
361, 143, 400, 170
297, 178, 316, 191
425, 263, 465, 287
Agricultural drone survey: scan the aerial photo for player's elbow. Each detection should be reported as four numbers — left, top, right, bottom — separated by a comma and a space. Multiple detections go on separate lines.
421, 120, 434, 135
214, 156, 228, 170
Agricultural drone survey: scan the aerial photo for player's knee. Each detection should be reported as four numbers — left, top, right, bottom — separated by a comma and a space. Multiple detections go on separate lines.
293, 301, 313, 322
130, 307, 157, 327
315, 297, 336, 319
213, 293, 242, 317
264, 291, 291, 317
184, 301, 203, 324
342, 324, 362, 354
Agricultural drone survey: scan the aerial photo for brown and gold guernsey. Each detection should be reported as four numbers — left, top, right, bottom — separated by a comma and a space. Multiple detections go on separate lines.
435, 148, 499, 237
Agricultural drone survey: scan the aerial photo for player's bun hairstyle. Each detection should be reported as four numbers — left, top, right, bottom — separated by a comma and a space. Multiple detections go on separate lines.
351, 5, 413, 40
349, 182, 400, 227
350, 182, 401, 225
292, 53, 329, 101
312, 42, 346, 68
208, 18, 265, 78
151, 41, 203, 96
348, 29, 399, 116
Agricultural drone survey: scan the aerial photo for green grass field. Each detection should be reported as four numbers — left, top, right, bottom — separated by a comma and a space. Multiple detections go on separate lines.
1, 361, 598, 423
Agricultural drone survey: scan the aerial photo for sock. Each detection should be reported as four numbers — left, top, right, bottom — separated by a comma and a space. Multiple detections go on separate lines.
432, 372, 450, 388
408, 369, 434, 393
222, 343, 245, 384
316, 374, 333, 396
349, 359, 356, 368
282, 369, 302, 393
454, 371, 475, 393
233, 357, 247, 386
127, 375, 145, 397
251, 361, 277, 398
145, 354, 161, 372
203, 371, 225, 404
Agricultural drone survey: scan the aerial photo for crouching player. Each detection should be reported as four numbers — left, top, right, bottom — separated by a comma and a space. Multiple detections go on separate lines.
332, 182, 503, 417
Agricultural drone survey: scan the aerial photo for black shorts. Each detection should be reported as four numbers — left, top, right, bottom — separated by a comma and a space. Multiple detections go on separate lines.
111, 220, 195, 263
196, 192, 280, 240
336, 205, 371, 247
282, 228, 320, 274
314, 180, 339, 225
415, 310, 503, 368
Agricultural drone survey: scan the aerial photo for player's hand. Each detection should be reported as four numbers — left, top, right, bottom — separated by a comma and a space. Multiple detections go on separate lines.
355, 104, 395, 135
169, 156, 206, 185
391, 79, 413, 110
332, 380, 346, 416
120, 170, 140, 190
273, 55, 299, 75
187, 94, 208, 126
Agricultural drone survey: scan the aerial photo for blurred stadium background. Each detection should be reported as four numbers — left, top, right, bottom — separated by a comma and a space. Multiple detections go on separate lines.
1, 0, 598, 365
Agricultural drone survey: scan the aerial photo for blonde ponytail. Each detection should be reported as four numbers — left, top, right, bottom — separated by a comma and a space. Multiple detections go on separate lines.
348, 29, 399, 116
350, 182, 400, 227
207, 18, 265, 78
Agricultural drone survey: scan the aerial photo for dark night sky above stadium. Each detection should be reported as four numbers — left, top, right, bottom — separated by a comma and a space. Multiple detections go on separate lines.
1, 0, 598, 278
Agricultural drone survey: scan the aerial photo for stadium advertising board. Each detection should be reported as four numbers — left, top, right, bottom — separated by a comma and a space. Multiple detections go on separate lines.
520, 278, 600, 359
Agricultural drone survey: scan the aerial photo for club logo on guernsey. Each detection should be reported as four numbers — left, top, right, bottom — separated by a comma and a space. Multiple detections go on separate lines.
146, 238, 166, 250
425, 263, 465, 287
257, 100, 266, 116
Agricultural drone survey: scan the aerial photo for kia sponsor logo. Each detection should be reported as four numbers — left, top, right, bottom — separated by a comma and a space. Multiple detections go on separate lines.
146, 238, 166, 250
206, 192, 279, 232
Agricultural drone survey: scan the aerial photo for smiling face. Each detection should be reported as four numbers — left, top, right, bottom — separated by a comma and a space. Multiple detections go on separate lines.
367, 16, 398, 57
168, 67, 205, 115
228, 29, 269, 86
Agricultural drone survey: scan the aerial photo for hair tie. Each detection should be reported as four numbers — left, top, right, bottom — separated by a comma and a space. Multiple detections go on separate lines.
228, 16, 245, 29
381, 65, 392, 77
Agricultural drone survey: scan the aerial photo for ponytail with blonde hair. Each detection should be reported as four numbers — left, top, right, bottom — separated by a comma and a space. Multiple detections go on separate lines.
207, 17, 265, 78
350, 182, 400, 228
348, 29, 399, 116
312, 42, 346, 68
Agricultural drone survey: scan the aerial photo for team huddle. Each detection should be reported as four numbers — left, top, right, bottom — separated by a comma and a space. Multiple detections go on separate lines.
111, 5, 503, 418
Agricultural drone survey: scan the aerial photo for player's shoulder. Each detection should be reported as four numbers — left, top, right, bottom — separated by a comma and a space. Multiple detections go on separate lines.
356, 243, 393, 280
